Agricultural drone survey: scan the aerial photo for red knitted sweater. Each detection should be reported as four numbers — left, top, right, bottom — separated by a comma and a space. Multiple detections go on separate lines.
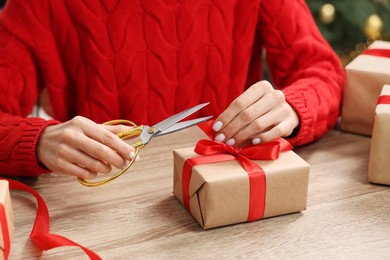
0, 0, 344, 176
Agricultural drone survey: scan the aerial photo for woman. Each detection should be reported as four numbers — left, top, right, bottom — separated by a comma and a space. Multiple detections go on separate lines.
0, 0, 344, 179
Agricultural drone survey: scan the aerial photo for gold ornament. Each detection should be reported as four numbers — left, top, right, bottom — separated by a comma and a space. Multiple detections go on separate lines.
364, 14, 383, 40
319, 3, 336, 24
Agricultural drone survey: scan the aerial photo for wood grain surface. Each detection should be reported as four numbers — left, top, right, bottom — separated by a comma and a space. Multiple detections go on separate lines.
6, 127, 390, 259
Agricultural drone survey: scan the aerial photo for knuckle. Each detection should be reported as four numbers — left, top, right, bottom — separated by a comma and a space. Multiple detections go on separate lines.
54, 157, 67, 172
103, 132, 117, 145
240, 109, 255, 123
274, 90, 285, 101
286, 120, 297, 136
71, 116, 84, 126
59, 128, 74, 142
56, 144, 68, 158
264, 90, 285, 104
101, 132, 117, 146
284, 127, 294, 137
253, 120, 266, 132
250, 82, 263, 93
281, 103, 291, 113
223, 127, 235, 138
95, 145, 112, 159
231, 98, 246, 111
259, 80, 273, 91
273, 126, 283, 138
263, 92, 273, 102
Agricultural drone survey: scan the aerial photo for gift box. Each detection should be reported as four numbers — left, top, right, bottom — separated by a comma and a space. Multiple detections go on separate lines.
0, 180, 14, 260
368, 84, 390, 185
341, 40, 390, 136
172, 137, 310, 229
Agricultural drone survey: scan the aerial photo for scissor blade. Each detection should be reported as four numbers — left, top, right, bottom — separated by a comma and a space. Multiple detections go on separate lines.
154, 116, 213, 137
152, 102, 210, 133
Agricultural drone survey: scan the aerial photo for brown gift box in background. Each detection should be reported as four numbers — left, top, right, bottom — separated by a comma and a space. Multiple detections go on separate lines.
341, 40, 390, 136
173, 146, 310, 230
368, 84, 390, 185
0, 180, 14, 260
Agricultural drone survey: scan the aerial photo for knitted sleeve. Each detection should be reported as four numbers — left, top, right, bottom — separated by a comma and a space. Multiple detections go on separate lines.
258, 0, 345, 146
0, 5, 60, 176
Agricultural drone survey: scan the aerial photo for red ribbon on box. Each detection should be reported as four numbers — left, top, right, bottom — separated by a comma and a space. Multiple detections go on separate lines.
1, 178, 101, 260
363, 48, 390, 106
377, 95, 390, 105
182, 121, 292, 222
363, 48, 390, 58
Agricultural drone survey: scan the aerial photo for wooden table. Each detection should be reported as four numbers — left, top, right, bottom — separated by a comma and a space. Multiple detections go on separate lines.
7, 127, 390, 259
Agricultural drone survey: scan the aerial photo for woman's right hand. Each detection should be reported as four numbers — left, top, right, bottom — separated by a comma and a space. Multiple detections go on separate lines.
36, 116, 135, 179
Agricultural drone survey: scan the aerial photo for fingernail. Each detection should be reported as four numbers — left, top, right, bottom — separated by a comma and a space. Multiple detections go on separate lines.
215, 133, 225, 142
121, 161, 129, 169
212, 121, 223, 132
252, 138, 261, 145
226, 138, 235, 146
130, 151, 140, 161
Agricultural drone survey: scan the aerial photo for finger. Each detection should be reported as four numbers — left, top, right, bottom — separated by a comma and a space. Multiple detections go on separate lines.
92, 130, 135, 161
254, 120, 294, 144
53, 156, 98, 179
212, 81, 274, 132
217, 90, 285, 144
61, 126, 125, 168
56, 143, 113, 174
73, 133, 125, 168
231, 104, 288, 145
72, 117, 134, 162
103, 124, 134, 135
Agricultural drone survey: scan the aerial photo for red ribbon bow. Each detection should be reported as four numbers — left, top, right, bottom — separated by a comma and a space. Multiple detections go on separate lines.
182, 121, 292, 222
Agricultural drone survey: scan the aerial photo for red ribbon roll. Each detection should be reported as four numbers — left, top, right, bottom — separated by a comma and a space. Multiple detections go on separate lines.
1, 178, 101, 260
182, 121, 292, 222
0, 203, 10, 260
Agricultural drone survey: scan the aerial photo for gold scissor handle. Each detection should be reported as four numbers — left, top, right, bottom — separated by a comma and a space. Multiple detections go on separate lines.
78, 120, 144, 187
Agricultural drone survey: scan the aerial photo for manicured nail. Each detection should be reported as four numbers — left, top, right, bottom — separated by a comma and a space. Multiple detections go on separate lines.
212, 121, 223, 132
215, 133, 225, 142
252, 138, 261, 145
129, 151, 140, 161
226, 138, 235, 146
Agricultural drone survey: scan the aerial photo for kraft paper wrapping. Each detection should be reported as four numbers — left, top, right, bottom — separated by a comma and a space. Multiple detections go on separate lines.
0, 181, 14, 260
173, 147, 309, 229
368, 85, 390, 185
341, 40, 390, 136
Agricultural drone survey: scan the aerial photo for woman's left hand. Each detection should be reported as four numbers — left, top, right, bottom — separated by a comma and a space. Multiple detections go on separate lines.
212, 80, 299, 146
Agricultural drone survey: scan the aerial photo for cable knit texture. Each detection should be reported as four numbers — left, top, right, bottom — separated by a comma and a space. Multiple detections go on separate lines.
0, 0, 344, 176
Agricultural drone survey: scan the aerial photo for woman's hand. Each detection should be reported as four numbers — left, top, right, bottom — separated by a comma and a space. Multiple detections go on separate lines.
36, 116, 135, 179
212, 80, 299, 146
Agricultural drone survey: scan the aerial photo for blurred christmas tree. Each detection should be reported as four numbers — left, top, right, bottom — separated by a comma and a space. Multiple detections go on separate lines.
306, 0, 390, 66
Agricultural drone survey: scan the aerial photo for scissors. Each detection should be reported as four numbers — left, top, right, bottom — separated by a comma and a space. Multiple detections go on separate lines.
78, 102, 212, 187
